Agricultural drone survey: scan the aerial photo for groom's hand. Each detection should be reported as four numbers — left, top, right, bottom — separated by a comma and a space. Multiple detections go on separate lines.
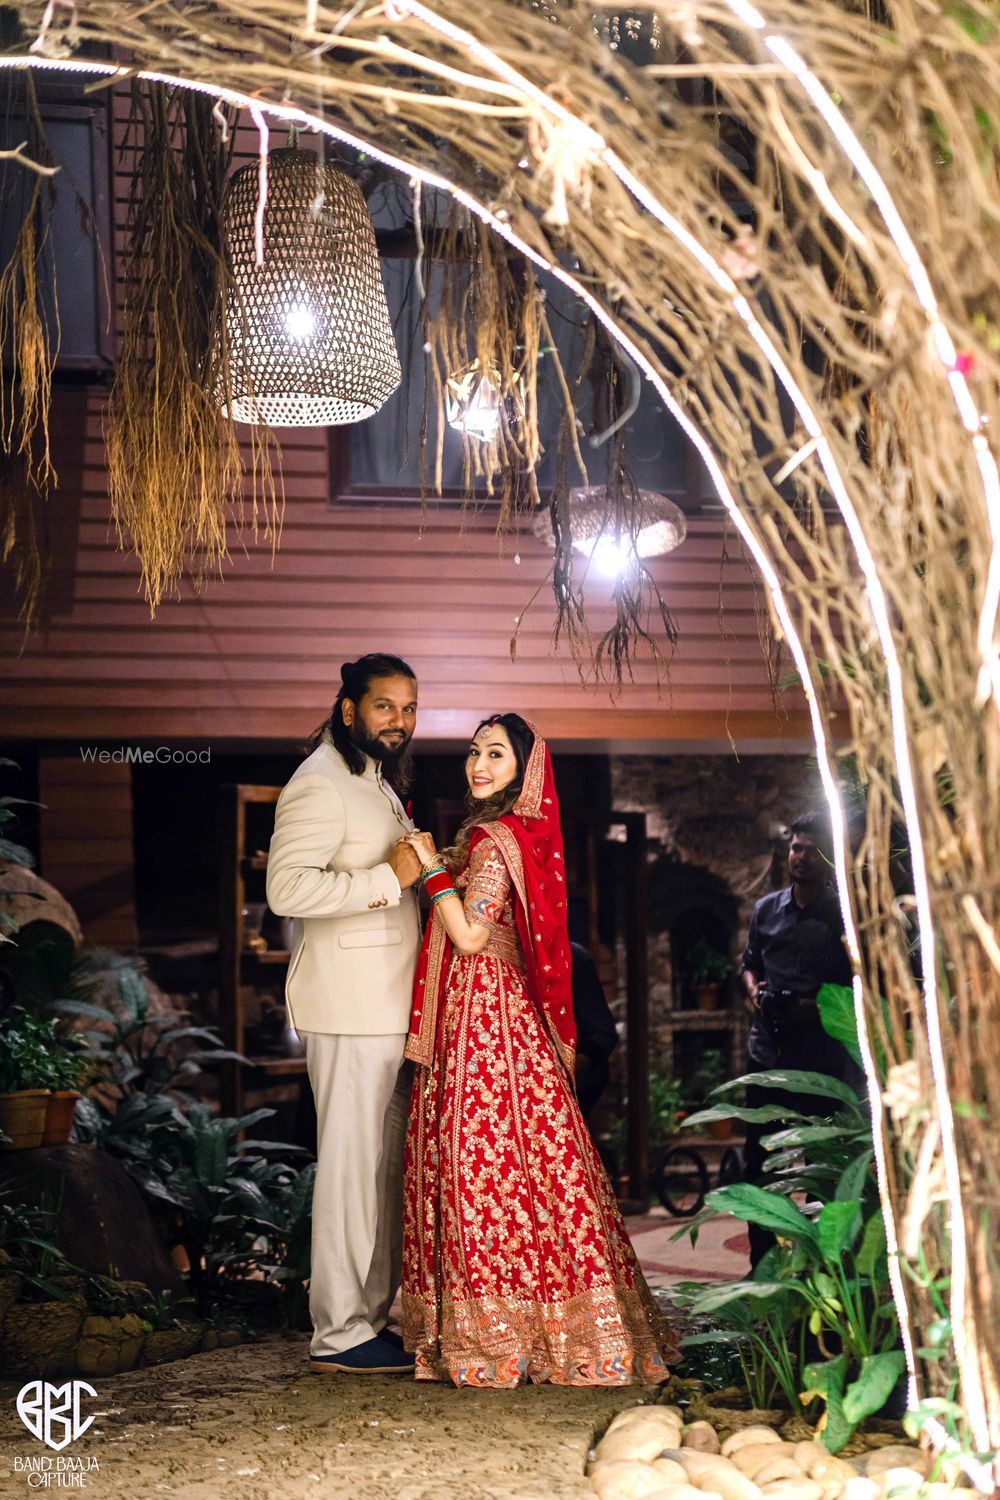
388, 840, 422, 890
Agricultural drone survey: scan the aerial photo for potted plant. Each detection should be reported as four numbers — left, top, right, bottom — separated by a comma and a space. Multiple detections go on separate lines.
41, 1044, 91, 1147
685, 939, 733, 1010
0, 1010, 58, 1150
0, 1009, 91, 1150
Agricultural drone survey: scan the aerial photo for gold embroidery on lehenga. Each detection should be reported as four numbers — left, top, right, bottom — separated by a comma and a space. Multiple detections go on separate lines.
401, 852, 679, 1387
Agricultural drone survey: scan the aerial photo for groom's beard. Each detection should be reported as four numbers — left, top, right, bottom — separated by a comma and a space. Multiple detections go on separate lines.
349, 718, 414, 792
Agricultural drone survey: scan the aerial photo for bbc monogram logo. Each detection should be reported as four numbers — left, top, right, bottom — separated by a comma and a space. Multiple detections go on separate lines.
16, 1382, 97, 1452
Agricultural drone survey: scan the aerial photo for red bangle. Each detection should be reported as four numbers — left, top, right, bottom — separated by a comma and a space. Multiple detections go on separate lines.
423, 868, 455, 902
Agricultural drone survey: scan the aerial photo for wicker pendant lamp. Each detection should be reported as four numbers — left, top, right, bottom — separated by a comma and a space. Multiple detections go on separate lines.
532, 485, 687, 575
218, 146, 401, 426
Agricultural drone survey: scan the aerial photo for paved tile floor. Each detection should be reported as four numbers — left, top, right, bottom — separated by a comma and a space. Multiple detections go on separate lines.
625, 1206, 750, 1289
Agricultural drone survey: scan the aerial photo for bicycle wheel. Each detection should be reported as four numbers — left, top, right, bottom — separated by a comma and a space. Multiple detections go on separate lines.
717, 1145, 744, 1187
656, 1146, 709, 1217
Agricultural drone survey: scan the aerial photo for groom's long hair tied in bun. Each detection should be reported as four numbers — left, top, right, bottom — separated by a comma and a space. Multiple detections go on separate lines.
306, 652, 417, 782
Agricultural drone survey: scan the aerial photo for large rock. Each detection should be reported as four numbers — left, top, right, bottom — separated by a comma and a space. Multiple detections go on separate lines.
76, 1311, 148, 1376
0, 867, 84, 947
0, 1144, 185, 1295
2, 1300, 85, 1376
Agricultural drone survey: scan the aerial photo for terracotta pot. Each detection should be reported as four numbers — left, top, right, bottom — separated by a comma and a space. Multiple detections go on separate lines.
42, 1090, 82, 1146
694, 982, 720, 1011
709, 1117, 733, 1142
0, 1090, 50, 1150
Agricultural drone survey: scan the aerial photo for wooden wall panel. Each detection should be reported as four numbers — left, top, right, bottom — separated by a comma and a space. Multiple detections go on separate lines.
38, 755, 139, 949
1, 478, 803, 745
0, 92, 807, 752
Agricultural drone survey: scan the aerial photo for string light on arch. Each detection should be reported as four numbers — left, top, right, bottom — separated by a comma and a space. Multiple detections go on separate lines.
1, 39, 992, 1469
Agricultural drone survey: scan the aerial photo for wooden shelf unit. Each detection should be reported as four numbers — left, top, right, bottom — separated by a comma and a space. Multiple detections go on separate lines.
219, 783, 308, 1119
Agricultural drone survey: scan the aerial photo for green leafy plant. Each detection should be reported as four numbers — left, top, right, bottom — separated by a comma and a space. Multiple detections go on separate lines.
138, 1286, 198, 1331
689, 1047, 726, 1104
76, 1093, 309, 1315
0, 1006, 91, 1093
248, 1159, 316, 1331
672, 981, 903, 1452
670, 1272, 801, 1410
605, 1067, 683, 1171
58, 953, 248, 1100
0, 1178, 85, 1301
685, 939, 733, 985
679, 1181, 902, 1450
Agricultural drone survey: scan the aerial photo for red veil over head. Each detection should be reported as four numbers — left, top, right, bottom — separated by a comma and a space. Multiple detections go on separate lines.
405, 719, 576, 1074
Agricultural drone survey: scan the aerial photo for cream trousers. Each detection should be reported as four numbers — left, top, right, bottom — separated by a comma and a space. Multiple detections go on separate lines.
299, 1030, 411, 1356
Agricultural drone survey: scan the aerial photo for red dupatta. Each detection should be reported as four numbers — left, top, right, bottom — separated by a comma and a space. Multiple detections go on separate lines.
405, 720, 576, 1075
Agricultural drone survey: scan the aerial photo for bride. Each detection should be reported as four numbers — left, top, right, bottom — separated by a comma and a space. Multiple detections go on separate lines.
399, 713, 678, 1387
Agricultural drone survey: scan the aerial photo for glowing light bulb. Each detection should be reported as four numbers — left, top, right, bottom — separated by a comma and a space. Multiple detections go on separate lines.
284, 302, 315, 341
445, 361, 510, 440
455, 377, 501, 439
576, 533, 634, 578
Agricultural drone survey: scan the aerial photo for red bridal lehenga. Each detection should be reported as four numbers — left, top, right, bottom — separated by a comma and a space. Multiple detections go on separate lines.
401, 725, 678, 1388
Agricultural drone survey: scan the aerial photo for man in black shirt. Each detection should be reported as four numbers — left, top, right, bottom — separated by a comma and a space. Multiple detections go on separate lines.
740, 810, 853, 1264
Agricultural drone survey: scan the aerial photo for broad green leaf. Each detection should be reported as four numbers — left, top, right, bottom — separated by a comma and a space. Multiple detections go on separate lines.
801, 1353, 853, 1452
713, 1069, 863, 1112
228, 1107, 277, 1136
118, 966, 149, 1021
856, 1211, 887, 1278
195, 1128, 228, 1187
706, 1183, 818, 1247
815, 983, 862, 1065
835, 1150, 873, 1204
0, 837, 34, 867
51, 999, 120, 1025
818, 1200, 862, 1261
683, 1103, 807, 1129
668, 1206, 715, 1245
233, 1139, 309, 1155
762, 1124, 856, 1150
843, 1351, 906, 1424
680, 1331, 751, 1348
688, 1279, 808, 1317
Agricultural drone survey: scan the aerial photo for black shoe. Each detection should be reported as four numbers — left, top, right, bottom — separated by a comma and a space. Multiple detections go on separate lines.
378, 1326, 405, 1350
309, 1335, 414, 1374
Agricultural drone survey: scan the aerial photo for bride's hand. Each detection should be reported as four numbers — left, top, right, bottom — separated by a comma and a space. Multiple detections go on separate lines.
406, 831, 441, 869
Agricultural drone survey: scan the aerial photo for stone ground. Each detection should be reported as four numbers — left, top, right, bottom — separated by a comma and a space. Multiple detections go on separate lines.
0, 1212, 748, 1500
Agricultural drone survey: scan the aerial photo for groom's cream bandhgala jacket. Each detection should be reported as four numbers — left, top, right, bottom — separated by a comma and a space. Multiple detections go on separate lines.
265, 735, 421, 1035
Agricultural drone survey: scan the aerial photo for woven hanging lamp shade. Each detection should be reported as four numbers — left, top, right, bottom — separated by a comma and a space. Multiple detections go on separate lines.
218, 147, 401, 426
532, 485, 687, 564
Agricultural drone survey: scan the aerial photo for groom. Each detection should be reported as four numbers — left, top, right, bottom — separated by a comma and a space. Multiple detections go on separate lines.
266, 653, 423, 1373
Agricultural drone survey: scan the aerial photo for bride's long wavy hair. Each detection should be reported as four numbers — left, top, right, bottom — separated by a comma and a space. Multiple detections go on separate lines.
443, 713, 536, 870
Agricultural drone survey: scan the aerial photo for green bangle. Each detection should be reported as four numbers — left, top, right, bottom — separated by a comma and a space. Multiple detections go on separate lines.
420, 862, 447, 883
430, 887, 457, 905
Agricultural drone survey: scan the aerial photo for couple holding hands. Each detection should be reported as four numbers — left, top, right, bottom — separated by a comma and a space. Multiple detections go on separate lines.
266, 653, 677, 1388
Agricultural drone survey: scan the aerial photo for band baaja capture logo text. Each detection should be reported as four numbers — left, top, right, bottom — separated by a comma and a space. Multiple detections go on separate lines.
12, 1383, 102, 1488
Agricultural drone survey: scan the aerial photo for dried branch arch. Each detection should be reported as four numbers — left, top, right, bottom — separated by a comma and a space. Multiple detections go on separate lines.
4, 0, 1000, 1464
